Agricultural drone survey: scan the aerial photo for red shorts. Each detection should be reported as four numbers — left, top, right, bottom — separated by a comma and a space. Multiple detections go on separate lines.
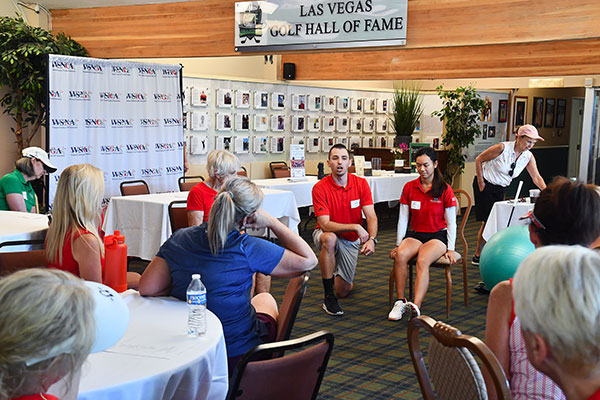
227, 312, 278, 376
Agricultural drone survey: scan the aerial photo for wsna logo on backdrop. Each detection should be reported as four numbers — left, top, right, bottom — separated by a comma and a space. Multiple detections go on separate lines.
49, 146, 66, 157
51, 119, 78, 129
69, 90, 91, 101
162, 68, 178, 77
51, 61, 75, 71
141, 167, 162, 177
126, 93, 146, 102
163, 118, 181, 126
126, 144, 149, 153
137, 67, 156, 77
177, 141, 185, 150
110, 119, 134, 128
49, 90, 62, 100
111, 169, 136, 180
70, 145, 93, 156
140, 118, 160, 127
100, 92, 120, 102
84, 118, 106, 128
100, 145, 123, 155
111, 65, 131, 75
165, 165, 184, 175
82, 63, 104, 73
155, 142, 175, 151
154, 93, 171, 102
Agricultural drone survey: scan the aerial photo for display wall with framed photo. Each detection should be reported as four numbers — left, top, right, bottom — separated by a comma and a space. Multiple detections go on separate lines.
544, 98, 556, 128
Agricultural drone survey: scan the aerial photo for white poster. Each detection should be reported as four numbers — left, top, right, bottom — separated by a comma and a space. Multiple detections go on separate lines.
289, 144, 305, 178
48, 55, 183, 207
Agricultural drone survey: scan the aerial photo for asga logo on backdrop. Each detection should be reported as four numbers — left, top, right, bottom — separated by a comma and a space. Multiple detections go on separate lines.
49, 90, 62, 100
49, 146, 66, 156
111, 66, 131, 75
140, 118, 159, 127
110, 119, 134, 128
100, 145, 123, 154
126, 144, 149, 153
51, 119, 77, 128
137, 67, 156, 76
70, 146, 93, 156
101, 198, 110, 207
84, 118, 106, 128
162, 68, 178, 77
100, 92, 120, 102
141, 167, 162, 177
154, 93, 171, 102
126, 93, 146, 102
51, 61, 75, 71
111, 170, 135, 180
82, 63, 103, 73
165, 165, 184, 175
155, 142, 175, 151
163, 118, 181, 126
69, 90, 91, 101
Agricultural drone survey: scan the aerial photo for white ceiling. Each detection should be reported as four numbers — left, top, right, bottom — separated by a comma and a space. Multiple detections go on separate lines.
32, 0, 190, 10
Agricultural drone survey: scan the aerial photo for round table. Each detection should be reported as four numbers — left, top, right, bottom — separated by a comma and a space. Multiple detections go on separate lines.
0, 210, 49, 252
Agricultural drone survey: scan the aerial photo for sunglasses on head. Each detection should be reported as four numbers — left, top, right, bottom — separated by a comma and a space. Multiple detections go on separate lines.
520, 210, 546, 230
508, 162, 516, 177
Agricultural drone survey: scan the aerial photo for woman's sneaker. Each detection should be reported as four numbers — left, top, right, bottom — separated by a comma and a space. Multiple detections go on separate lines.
388, 300, 407, 321
405, 302, 421, 319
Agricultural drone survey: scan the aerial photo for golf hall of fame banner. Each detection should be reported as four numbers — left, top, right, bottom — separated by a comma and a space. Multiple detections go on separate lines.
47, 55, 183, 208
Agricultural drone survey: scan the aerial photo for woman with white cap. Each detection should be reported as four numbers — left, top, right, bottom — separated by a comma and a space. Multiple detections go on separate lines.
0, 147, 57, 213
472, 125, 546, 266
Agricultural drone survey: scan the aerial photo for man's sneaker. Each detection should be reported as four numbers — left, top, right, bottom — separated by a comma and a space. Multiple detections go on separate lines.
322, 295, 344, 316
474, 281, 490, 294
388, 300, 407, 321
405, 302, 421, 319
472, 255, 480, 266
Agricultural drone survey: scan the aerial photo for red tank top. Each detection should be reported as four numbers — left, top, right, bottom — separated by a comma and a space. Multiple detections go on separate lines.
47, 229, 105, 278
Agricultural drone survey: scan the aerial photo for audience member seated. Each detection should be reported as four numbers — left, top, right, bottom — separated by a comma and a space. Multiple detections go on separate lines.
0, 268, 95, 400
485, 177, 600, 399
0, 147, 57, 213
139, 176, 317, 374
513, 246, 600, 400
388, 147, 457, 321
187, 149, 240, 226
46, 164, 140, 288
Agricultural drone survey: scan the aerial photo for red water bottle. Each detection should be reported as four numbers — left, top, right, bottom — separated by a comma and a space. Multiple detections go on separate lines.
103, 230, 128, 293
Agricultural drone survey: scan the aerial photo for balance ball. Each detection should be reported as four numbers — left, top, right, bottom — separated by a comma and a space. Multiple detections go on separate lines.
479, 225, 535, 290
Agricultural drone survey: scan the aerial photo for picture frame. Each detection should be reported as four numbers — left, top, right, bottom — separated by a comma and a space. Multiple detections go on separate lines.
349, 136, 361, 151
216, 89, 233, 108
513, 96, 528, 133
291, 136, 305, 146
350, 117, 362, 133
307, 115, 321, 132
234, 136, 250, 154
308, 95, 322, 111
235, 90, 251, 109
364, 98, 376, 114
270, 136, 285, 153
556, 99, 567, 128
292, 115, 306, 132
323, 96, 336, 112
308, 136, 321, 153
235, 113, 250, 131
498, 99, 508, 123
254, 114, 268, 132
363, 117, 374, 133
291, 94, 307, 111
544, 98, 556, 128
190, 111, 209, 131
336, 97, 349, 112
376, 118, 388, 133
324, 136, 335, 150
253, 136, 269, 153
191, 87, 209, 107
335, 136, 348, 146
271, 93, 286, 110
488, 126, 496, 138
322, 116, 336, 132
271, 114, 286, 132
336, 116, 349, 133
216, 112, 232, 131
376, 98, 389, 114
254, 91, 269, 109
350, 97, 362, 113
532, 97, 544, 127
217, 136, 233, 151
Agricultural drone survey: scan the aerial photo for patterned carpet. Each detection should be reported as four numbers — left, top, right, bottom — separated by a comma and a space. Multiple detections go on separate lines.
269, 204, 490, 399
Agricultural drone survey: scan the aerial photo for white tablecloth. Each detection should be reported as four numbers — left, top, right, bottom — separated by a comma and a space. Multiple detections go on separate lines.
482, 200, 535, 241
364, 173, 419, 203
77, 291, 228, 400
252, 176, 318, 208
0, 210, 49, 252
102, 189, 300, 260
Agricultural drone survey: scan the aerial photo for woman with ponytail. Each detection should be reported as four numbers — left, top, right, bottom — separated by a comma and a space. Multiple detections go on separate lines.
139, 176, 317, 372
387, 147, 457, 321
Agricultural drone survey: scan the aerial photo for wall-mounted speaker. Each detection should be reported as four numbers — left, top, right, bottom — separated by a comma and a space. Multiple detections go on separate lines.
283, 63, 295, 80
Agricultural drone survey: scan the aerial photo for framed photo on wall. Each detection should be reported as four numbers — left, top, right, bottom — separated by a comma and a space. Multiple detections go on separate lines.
532, 97, 544, 127
513, 96, 528, 133
556, 98, 567, 128
498, 99, 508, 123
544, 98, 556, 128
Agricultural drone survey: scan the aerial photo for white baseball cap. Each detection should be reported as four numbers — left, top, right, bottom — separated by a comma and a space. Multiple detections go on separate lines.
22, 146, 57, 173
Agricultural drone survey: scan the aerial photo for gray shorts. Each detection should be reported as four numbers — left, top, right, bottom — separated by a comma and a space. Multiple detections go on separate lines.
312, 229, 361, 284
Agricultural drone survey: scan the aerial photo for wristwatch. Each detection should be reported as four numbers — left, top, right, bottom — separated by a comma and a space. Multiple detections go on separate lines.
369, 237, 378, 245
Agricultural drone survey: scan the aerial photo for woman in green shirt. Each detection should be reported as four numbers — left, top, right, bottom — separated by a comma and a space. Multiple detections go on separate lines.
0, 147, 56, 212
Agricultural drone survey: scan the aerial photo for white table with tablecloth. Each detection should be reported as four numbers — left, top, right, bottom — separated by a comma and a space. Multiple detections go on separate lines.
76, 291, 228, 400
363, 173, 419, 203
482, 200, 535, 241
252, 176, 318, 207
102, 189, 300, 260
0, 210, 49, 252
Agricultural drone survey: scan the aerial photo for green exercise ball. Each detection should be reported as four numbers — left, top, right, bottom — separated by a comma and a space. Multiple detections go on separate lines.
479, 225, 535, 290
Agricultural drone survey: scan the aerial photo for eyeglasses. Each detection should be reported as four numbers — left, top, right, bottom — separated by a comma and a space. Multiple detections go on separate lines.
508, 162, 516, 177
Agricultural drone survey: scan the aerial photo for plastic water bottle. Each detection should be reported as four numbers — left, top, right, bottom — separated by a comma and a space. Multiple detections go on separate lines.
186, 274, 207, 337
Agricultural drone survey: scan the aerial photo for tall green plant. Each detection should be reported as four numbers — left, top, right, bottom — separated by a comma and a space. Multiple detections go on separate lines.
390, 81, 423, 137
0, 16, 87, 154
432, 85, 486, 186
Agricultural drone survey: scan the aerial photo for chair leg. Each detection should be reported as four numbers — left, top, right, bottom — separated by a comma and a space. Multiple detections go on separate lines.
462, 259, 469, 306
445, 266, 452, 318
408, 263, 414, 301
388, 270, 395, 308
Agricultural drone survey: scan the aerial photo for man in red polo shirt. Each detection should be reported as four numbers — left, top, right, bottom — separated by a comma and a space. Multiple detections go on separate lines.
312, 144, 378, 316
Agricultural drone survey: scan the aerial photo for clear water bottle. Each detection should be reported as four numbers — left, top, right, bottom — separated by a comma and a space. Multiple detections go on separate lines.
186, 274, 207, 337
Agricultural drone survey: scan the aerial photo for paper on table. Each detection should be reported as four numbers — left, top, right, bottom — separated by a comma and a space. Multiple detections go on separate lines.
105, 336, 192, 360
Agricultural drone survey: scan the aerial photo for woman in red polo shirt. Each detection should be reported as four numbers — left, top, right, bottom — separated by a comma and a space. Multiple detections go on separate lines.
388, 147, 457, 321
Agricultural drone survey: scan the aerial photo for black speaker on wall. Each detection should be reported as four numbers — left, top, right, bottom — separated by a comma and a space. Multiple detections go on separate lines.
283, 63, 296, 80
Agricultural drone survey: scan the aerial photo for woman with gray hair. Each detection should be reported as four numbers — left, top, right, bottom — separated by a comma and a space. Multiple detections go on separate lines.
513, 245, 600, 400
187, 149, 241, 226
139, 176, 317, 373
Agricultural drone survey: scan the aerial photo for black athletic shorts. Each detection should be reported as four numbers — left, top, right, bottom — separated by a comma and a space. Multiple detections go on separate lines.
405, 230, 448, 247
472, 176, 506, 222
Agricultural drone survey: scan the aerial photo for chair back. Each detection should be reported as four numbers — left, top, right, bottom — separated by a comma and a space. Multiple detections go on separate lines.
453, 189, 472, 261
168, 200, 189, 234
276, 272, 310, 342
178, 175, 205, 192
407, 315, 510, 400
269, 161, 290, 178
227, 331, 334, 400
120, 180, 150, 196
0, 250, 48, 276
237, 166, 248, 177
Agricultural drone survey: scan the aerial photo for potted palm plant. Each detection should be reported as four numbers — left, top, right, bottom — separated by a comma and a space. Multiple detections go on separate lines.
390, 81, 423, 147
